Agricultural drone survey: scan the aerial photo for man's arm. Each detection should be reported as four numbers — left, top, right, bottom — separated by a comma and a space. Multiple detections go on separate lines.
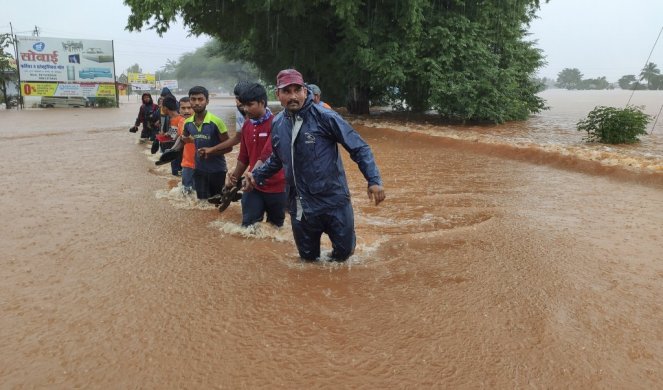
325, 113, 385, 205
135, 106, 143, 127
198, 131, 232, 159
226, 160, 249, 188
216, 132, 241, 151
245, 151, 283, 191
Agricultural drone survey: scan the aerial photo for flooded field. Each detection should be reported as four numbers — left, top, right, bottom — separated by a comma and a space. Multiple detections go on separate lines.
1, 91, 662, 388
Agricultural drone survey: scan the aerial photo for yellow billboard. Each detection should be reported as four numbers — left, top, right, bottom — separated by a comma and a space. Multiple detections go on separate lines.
21, 82, 116, 97
127, 72, 155, 83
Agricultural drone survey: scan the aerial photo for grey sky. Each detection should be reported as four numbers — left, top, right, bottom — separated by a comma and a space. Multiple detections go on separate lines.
528, 0, 663, 81
1, 1, 210, 74
3, 1, 662, 82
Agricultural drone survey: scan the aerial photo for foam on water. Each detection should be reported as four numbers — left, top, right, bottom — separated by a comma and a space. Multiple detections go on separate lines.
352, 119, 663, 173
208, 220, 294, 242
154, 185, 217, 210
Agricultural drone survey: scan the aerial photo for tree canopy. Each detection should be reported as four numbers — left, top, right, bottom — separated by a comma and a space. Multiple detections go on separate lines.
556, 68, 583, 90
0, 33, 18, 108
639, 62, 661, 90
126, 0, 547, 122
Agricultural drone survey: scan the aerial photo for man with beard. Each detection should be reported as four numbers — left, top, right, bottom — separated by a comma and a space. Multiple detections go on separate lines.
129, 92, 160, 142
182, 86, 232, 200
244, 69, 386, 262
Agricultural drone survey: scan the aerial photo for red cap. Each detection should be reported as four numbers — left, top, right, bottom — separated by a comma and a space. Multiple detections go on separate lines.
276, 69, 305, 89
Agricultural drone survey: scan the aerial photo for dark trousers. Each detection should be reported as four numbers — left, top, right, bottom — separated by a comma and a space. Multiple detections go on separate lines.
193, 170, 226, 200
159, 141, 181, 175
290, 201, 355, 261
240, 190, 286, 227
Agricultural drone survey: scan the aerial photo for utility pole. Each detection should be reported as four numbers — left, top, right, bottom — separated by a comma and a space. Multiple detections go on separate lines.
32, 25, 40, 37
9, 22, 22, 110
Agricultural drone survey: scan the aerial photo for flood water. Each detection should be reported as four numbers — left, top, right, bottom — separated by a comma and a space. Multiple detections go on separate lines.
1, 91, 662, 388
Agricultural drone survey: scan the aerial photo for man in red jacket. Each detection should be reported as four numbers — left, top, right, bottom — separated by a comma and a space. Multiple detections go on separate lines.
226, 83, 286, 227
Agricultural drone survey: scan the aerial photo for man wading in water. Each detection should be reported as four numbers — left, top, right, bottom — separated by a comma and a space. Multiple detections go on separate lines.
182, 86, 232, 200
244, 69, 385, 261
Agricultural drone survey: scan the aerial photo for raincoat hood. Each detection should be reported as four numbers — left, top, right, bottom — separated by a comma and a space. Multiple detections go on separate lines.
141, 93, 154, 105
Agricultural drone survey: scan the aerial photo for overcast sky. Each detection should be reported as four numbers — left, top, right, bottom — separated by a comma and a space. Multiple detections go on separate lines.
1, 1, 210, 74
528, 0, 663, 81
3, 0, 663, 82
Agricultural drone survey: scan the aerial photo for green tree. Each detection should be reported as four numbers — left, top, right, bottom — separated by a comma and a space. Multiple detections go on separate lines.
125, 0, 547, 122
618, 74, 646, 90
127, 63, 142, 74
556, 68, 583, 90
577, 106, 650, 144
0, 33, 18, 109
155, 59, 178, 80
579, 76, 610, 90
639, 62, 660, 90
161, 42, 259, 92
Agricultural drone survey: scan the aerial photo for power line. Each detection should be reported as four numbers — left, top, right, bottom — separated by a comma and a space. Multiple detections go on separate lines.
626, 25, 663, 106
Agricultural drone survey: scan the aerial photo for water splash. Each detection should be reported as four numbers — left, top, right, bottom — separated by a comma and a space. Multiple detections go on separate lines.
155, 185, 216, 210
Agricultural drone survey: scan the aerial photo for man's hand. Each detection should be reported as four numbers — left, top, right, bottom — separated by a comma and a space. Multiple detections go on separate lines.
198, 147, 212, 159
181, 135, 193, 144
368, 184, 385, 206
242, 172, 257, 192
225, 172, 238, 189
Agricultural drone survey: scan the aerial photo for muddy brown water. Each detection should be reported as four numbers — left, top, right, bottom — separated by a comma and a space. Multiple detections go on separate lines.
1, 92, 662, 388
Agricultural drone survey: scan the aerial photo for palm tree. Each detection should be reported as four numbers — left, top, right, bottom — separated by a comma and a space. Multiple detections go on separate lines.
639, 62, 660, 89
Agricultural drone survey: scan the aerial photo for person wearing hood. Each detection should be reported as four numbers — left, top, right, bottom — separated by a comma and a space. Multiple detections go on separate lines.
130, 92, 160, 141
244, 69, 386, 262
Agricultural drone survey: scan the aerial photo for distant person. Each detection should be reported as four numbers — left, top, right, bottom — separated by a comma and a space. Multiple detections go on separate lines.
158, 96, 184, 176
159, 87, 177, 133
129, 92, 160, 142
234, 81, 251, 132
182, 86, 232, 200
176, 97, 196, 193
308, 84, 331, 109
206, 81, 250, 158
225, 83, 286, 227
244, 69, 385, 262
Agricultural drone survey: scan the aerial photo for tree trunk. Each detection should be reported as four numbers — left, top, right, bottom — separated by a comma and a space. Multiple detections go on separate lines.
0, 81, 7, 109
346, 85, 370, 115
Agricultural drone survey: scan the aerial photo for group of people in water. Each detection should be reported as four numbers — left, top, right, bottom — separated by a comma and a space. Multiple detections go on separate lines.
130, 69, 386, 262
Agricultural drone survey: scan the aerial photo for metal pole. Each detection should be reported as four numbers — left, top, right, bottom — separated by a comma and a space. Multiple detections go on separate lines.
111, 40, 119, 108
650, 104, 663, 135
9, 23, 22, 110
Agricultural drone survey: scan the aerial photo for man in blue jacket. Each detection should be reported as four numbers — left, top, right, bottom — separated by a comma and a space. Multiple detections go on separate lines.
245, 69, 386, 262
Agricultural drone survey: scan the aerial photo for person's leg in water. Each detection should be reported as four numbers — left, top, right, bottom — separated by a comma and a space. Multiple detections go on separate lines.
193, 170, 210, 200
208, 171, 226, 198
323, 202, 356, 261
291, 214, 323, 261
170, 156, 182, 176
240, 190, 266, 227
181, 167, 195, 194
263, 191, 287, 227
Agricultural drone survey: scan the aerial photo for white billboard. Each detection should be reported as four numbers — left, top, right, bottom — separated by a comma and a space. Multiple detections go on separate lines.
156, 80, 179, 90
17, 36, 116, 98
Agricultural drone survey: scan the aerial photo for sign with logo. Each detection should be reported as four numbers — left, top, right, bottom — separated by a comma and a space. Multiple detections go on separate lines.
156, 80, 178, 90
16, 35, 116, 98
128, 72, 155, 84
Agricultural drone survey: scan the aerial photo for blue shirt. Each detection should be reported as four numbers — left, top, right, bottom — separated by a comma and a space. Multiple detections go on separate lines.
183, 111, 229, 173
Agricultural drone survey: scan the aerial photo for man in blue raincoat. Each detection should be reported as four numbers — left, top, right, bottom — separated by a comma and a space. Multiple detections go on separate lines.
245, 69, 386, 261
